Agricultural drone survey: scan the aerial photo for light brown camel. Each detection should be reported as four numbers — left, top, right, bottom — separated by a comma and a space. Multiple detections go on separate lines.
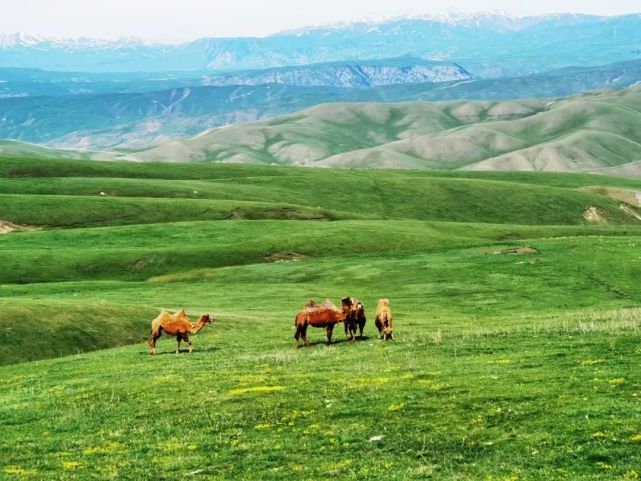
149, 309, 214, 355
374, 299, 395, 341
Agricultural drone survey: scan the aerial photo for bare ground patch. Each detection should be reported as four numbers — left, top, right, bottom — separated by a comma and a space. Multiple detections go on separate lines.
582, 207, 608, 225
0, 220, 40, 234
619, 204, 641, 222
478, 246, 540, 255
581, 186, 641, 207
264, 251, 306, 263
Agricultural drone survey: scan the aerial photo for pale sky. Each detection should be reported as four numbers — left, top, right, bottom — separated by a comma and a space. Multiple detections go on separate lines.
2, 0, 640, 42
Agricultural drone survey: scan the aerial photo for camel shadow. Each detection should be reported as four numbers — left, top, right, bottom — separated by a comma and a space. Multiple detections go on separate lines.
303, 335, 371, 347
142, 346, 220, 356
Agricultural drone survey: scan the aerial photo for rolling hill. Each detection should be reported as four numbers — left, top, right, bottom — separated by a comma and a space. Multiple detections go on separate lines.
1, 156, 641, 479
128, 85, 641, 175
2, 155, 641, 358
0, 59, 640, 149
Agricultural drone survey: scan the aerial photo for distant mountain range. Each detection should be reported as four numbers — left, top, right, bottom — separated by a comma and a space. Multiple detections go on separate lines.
4, 85, 641, 177
199, 57, 472, 88
0, 57, 471, 98
0, 58, 640, 149
1, 13, 641, 75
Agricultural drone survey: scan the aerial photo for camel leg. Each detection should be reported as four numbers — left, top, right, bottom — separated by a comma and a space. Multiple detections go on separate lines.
149, 335, 159, 355
176, 335, 182, 354
294, 325, 302, 348
326, 325, 334, 345
182, 333, 192, 354
375, 318, 383, 339
303, 324, 309, 347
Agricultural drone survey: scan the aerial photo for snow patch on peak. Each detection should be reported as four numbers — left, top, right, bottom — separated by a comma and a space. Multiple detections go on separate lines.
0, 33, 152, 50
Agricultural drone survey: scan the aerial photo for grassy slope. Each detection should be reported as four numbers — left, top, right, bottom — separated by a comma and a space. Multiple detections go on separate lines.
2, 157, 641, 228
1, 238, 641, 480
130, 86, 641, 175
1, 157, 641, 479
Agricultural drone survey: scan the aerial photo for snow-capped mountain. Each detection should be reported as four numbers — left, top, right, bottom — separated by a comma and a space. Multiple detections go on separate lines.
0, 13, 640, 74
0, 33, 151, 50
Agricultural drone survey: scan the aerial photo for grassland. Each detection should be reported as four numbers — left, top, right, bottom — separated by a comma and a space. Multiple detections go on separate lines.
1, 156, 640, 480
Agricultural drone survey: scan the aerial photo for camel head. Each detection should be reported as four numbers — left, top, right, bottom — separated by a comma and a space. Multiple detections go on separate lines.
198, 313, 214, 325
341, 297, 352, 313
377, 298, 390, 309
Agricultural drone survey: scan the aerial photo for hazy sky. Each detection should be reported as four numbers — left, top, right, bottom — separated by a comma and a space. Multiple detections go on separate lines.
2, 0, 640, 42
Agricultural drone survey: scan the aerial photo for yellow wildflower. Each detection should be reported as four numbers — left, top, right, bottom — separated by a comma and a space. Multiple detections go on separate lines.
3, 466, 37, 476
581, 359, 605, 366
228, 386, 284, 396
254, 423, 273, 430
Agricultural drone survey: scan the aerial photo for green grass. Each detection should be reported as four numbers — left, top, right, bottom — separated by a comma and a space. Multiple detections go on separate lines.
1, 157, 641, 479
2, 157, 641, 228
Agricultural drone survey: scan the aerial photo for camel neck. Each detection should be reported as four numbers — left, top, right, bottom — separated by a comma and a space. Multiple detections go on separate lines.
190, 319, 207, 334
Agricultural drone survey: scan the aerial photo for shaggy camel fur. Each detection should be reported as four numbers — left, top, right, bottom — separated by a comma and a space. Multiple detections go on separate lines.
149, 309, 213, 355
374, 299, 395, 341
294, 299, 346, 347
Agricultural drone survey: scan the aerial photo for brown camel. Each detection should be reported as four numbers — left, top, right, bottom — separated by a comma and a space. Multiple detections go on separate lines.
294, 299, 346, 347
149, 309, 214, 355
341, 297, 366, 341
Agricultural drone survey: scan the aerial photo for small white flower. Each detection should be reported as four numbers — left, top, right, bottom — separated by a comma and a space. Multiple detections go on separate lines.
369, 435, 384, 442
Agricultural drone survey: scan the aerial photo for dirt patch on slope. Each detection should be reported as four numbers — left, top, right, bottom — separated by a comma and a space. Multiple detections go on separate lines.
0, 220, 39, 234
479, 246, 540, 255
620, 204, 641, 222
583, 207, 608, 225
582, 186, 641, 207
497, 246, 540, 255
264, 251, 306, 263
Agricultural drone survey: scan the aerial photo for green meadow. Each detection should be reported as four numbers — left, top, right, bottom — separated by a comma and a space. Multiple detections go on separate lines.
1, 156, 641, 480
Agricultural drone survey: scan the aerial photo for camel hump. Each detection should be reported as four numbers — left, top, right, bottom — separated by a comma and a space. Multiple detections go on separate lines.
321, 299, 337, 310
304, 299, 318, 309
